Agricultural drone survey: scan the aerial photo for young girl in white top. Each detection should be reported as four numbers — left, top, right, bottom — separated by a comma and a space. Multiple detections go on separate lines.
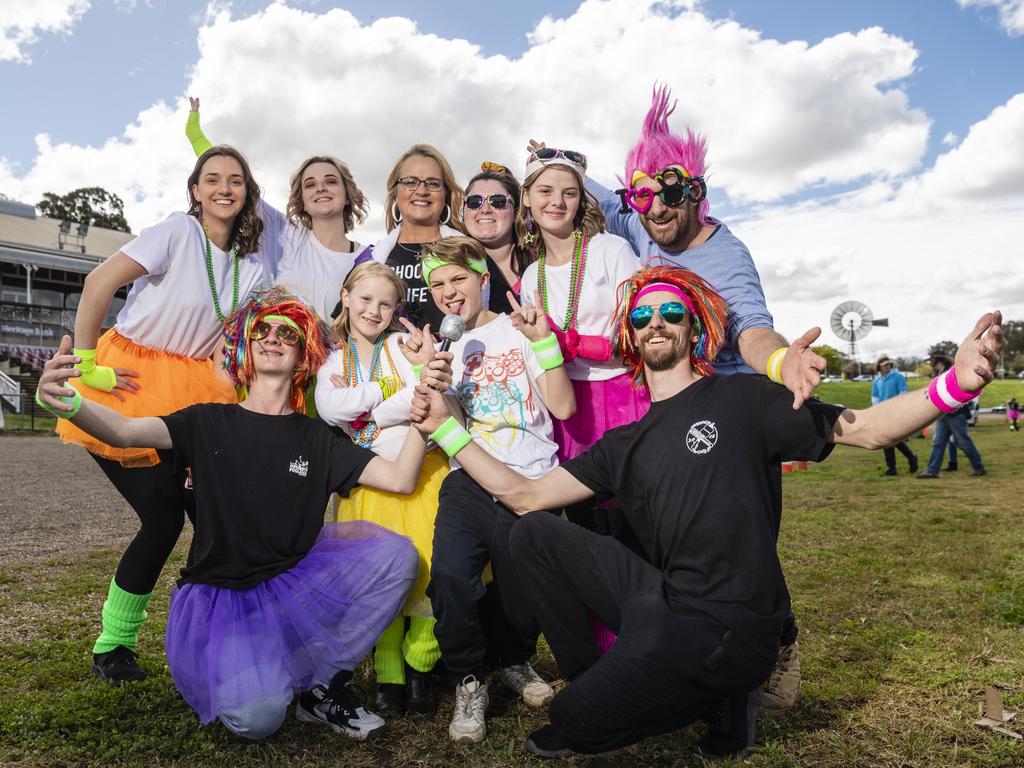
186, 98, 368, 321
314, 262, 447, 720
57, 146, 278, 682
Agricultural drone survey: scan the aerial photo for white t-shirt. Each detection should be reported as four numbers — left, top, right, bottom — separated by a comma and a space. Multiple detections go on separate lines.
314, 334, 417, 462
448, 313, 558, 479
520, 232, 638, 382
260, 204, 363, 322
116, 212, 270, 358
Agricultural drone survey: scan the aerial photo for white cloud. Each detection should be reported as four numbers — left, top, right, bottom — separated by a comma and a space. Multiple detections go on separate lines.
0, 0, 90, 63
2, 0, 1020, 356
942, 131, 959, 146
958, 0, 1024, 36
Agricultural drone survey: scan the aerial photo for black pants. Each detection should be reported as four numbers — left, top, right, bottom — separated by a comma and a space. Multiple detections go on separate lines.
92, 451, 193, 595
427, 470, 540, 678
509, 512, 773, 754
883, 441, 916, 472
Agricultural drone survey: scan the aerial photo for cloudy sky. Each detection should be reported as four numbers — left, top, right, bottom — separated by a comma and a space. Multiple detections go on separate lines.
3, 0, 1022, 358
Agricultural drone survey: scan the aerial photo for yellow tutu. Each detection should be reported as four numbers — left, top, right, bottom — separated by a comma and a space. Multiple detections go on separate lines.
336, 448, 448, 618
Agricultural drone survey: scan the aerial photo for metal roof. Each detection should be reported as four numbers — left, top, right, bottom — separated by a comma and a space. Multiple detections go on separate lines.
0, 212, 133, 274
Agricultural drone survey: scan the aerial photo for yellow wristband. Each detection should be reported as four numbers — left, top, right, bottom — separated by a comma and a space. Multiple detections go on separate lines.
766, 347, 788, 384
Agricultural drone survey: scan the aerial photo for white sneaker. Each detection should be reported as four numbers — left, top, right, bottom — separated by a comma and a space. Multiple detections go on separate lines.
500, 663, 554, 708
449, 675, 488, 743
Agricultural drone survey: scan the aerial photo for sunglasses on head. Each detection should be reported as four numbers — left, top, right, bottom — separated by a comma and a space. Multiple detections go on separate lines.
530, 147, 588, 169
251, 320, 303, 346
465, 193, 514, 210
628, 301, 688, 329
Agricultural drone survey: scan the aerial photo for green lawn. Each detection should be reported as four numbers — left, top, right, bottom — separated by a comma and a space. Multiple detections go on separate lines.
2, 422, 1023, 766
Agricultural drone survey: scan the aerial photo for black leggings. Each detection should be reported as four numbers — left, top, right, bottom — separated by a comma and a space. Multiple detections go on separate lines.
92, 451, 193, 595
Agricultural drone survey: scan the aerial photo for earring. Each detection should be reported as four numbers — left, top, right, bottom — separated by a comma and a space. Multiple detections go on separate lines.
522, 209, 537, 246
439, 203, 451, 226
391, 202, 403, 224
193, 202, 202, 221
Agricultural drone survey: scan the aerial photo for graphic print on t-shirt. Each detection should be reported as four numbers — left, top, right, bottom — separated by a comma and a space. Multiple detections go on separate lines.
686, 420, 718, 454
457, 348, 538, 449
289, 455, 309, 477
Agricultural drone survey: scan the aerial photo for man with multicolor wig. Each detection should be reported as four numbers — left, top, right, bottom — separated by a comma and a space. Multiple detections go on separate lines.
35, 288, 457, 742
410, 265, 1004, 759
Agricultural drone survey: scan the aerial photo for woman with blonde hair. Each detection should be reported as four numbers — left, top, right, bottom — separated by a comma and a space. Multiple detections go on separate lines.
314, 262, 449, 720
186, 98, 369, 321
360, 144, 464, 328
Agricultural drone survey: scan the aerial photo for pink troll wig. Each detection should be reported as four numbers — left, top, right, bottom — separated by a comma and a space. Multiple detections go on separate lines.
221, 286, 336, 412
615, 264, 728, 385
623, 83, 711, 225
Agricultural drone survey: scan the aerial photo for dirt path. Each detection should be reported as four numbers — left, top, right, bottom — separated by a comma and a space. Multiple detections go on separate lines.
0, 434, 139, 566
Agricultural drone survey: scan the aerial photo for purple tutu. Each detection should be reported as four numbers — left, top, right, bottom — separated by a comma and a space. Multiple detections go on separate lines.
165, 521, 417, 724
553, 373, 651, 461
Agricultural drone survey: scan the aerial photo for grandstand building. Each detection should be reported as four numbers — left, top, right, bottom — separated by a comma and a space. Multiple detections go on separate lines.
0, 197, 132, 428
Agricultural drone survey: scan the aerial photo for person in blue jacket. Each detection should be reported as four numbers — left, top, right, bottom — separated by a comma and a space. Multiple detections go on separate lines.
871, 357, 918, 475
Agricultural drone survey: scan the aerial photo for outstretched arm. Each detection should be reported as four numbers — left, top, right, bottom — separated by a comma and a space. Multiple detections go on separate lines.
37, 336, 171, 449
186, 96, 213, 156
831, 312, 1003, 449
410, 384, 592, 513
740, 326, 826, 410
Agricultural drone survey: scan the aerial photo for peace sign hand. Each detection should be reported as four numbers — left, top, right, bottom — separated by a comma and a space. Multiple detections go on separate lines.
508, 290, 552, 342
398, 318, 434, 367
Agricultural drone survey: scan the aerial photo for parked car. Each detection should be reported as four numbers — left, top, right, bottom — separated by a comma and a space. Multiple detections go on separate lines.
853, 374, 873, 382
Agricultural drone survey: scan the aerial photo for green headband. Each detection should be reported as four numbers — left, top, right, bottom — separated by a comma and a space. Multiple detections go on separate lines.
421, 253, 488, 286
260, 314, 304, 335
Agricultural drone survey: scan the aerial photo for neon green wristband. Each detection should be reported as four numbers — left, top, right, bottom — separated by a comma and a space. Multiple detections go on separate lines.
74, 347, 117, 392
186, 111, 214, 156
412, 364, 424, 380
531, 333, 564, 371
35, 386, 81, 419
429, 416, 472, 458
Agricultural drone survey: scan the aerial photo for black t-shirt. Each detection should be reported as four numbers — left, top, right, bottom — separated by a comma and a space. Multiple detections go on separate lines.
160, 403, 375, 589
485, 255, 516, 315
386, 242, 445, 329
561, 375, 843, 659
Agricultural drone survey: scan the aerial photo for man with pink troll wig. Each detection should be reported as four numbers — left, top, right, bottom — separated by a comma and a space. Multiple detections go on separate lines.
408, 264, 1004, 759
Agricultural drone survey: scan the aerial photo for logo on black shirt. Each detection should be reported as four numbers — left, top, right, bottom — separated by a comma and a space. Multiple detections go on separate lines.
289, 456, 309, 477
686, 420, 718, 454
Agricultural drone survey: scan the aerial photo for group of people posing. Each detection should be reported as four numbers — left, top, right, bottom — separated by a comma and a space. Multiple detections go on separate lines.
35, 86, 1006, 760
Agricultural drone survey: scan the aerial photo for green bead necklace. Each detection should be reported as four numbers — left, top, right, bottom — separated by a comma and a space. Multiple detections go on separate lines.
538, 229, 589, 332
203, 227, 240, 322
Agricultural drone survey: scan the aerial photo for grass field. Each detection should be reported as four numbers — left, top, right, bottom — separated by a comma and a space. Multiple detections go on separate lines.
1, 387, 1023, 767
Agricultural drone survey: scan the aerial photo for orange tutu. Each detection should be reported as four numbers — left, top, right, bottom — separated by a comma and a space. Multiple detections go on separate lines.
56, 329, 237, 467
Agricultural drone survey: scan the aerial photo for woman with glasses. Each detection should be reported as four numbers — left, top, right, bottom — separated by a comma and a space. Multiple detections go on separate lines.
462, 162, 533, 314
361, 145, 464, 328
186, 98, 369, 321
56, 145, 279, 684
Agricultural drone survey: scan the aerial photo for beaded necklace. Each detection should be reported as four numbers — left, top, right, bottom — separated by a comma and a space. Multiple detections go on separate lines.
538, 229, 589, 332
202, 226, 240, 322
346, 333, 397, 448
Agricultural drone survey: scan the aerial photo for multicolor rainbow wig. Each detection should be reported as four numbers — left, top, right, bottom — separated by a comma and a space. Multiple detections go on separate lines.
623, 83, 710, 225
615, 264, 728, 385
221, 286, 335, 411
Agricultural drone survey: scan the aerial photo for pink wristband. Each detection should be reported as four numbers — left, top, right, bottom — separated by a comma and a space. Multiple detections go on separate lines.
927, 368, 979, 413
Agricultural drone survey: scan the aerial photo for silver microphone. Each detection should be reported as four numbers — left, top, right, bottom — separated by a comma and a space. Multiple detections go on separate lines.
438, 314, 466, 352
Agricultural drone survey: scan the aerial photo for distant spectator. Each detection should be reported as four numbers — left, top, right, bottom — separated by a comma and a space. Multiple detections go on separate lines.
871, 357, 918, 476
1007, 397, 1020, 432
918, 354, 986, 479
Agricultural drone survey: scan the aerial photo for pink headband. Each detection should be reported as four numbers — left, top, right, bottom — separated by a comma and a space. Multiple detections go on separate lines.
632, 282, 696, 315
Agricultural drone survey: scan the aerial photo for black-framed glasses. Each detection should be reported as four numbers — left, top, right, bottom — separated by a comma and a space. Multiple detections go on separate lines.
530, 147, 588, 169
251, 321, 303, 346
628, 301, 688, 329
396, 176, 445, 192
465, 193, 514, 210
614, 176, 707, 214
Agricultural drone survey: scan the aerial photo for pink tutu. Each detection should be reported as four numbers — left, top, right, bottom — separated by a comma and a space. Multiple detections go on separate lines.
553, 374, 651, 462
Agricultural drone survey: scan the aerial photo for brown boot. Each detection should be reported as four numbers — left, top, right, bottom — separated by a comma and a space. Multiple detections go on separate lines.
758, 641, 801, 717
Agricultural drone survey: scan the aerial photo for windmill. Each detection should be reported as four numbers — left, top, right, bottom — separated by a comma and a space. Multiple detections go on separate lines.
830, 300, 889, 374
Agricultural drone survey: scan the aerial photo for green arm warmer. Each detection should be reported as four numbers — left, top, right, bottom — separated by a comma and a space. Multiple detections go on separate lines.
186, 111, 213, 156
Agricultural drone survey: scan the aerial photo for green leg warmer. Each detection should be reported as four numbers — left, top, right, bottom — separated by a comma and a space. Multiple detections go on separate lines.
92, 578, 152, 654
374, 616, 406, 685
403, 616, 441, 674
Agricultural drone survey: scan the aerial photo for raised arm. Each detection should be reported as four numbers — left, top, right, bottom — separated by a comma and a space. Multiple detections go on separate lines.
410, 384, 592, 513
507, 290, 575, 420
36, 336, 171, 449
741, 326, 826, 410
186, 97, 213, 156
831, 312, 1003, 449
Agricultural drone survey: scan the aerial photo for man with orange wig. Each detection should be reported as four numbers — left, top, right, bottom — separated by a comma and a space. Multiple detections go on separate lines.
410, 265, 1004, 759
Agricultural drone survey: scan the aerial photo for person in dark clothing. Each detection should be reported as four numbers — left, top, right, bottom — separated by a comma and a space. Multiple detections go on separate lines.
410, 265, 1004, 760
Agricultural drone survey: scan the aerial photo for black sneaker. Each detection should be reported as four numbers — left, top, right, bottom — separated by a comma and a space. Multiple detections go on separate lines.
883, 468, 898, 476
697, 689, 758, 759
524, 724, 576, 759
405, 667, 436, 720
908, 455, 919, 474
295, 683, 387, 740
945, 464, 958, 472
91, 645, 147, 684
970, 468, 987, 477
375, 683, 406, 719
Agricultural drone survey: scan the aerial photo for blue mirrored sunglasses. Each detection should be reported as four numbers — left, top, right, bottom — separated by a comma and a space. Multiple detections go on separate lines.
628, 301, 688, 329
